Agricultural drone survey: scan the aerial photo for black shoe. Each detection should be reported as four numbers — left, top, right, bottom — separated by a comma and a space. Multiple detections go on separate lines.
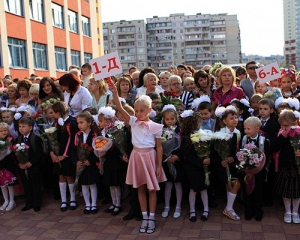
91, 207, 98, 214
69, 201, 77, 210
34, 207, 41, 212
111, 206, 122, 216
123, 212, 136, 221
101, 198, 111, 205
84, 207, 91, 214
135, 213, 143, 221
60, 202, 68, 212
21, 205, 33, 211
200, 211, 209, 221
189, 212, 197, 222
245, 215, 252, 221
104, 205, 115, 213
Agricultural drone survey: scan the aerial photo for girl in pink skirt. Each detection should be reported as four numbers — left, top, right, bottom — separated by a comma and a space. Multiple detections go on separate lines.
109, 84, 166, 234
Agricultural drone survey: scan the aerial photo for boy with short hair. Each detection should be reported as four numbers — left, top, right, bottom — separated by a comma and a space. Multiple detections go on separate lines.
198, 102, 215, 131
242, 117, 270, 221
81, 63, 93, 88
258, 98, 280, 207
17, 117, 43, 212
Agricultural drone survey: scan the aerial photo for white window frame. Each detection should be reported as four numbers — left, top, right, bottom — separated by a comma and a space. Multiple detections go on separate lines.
30, 0, 44, 22
52, 3, 64, 29
82, 16, 90, 37
5, 0, 23, 16
8, 37, 27, 68
33, 42, 47, 69
68, 10, 78, 33
55, 47, 67, 71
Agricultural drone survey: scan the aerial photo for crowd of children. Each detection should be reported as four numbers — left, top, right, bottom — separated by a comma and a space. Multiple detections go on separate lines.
1, 62, 300, 236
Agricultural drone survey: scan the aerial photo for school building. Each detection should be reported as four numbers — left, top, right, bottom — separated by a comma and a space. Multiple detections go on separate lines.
0, 0, 103, 79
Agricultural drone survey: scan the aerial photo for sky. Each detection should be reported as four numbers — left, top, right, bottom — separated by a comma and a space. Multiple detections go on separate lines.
101, 0, 284, 56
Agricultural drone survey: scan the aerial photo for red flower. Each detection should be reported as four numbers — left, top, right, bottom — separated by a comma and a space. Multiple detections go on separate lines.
170, 91, 176, 98
163, 91, 168, 96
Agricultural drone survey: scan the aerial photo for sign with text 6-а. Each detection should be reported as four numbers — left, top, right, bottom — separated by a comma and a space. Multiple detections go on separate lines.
89, 52, 123, 81
256, 62, 281, 84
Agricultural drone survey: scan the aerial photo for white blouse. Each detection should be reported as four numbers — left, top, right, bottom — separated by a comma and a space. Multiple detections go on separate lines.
64, 86, 92, 117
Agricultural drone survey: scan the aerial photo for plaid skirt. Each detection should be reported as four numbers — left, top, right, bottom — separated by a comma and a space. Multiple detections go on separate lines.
274, 166, 300, 198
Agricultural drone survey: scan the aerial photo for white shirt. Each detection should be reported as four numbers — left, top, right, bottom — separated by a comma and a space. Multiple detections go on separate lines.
64, 86, 92, 117
225, 127, 239, 138
82, 131, 90, 143
136, 86, 163, 98
129, 116, 162, 148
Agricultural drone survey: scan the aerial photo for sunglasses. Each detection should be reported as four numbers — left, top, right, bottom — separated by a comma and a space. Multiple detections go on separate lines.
248, 66, 258, 70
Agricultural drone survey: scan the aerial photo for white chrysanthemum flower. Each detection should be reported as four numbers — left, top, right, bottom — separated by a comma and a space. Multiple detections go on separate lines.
45, 127, 57, 134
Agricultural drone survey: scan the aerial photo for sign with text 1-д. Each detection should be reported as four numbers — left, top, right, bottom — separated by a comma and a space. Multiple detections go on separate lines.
89, 52, 123, 81
256, 62, 281, 84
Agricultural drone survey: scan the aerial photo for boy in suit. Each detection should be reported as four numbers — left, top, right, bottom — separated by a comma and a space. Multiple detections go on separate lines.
243, 117, 270, 221
17, 117, 43, 212
258, 98, 280, 206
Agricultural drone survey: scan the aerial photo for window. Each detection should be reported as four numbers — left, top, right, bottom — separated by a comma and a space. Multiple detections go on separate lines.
137, 34, 142, 39
138, 42, 143, 46
111, 43, 116, 48
55, 47, 67, 71
84, 53, 92, 63
110, 29, 115, 34
138, 48, 144, 53
68, 10, 78, 33
5, 0, 23, 16
103, 28, 108, 34
8, 37, 27, 68
33, 42, 47, 69
52, 3, 64, 28
71, 50, 81, 67
82, 16, 90, 36
30, 0, 44, 22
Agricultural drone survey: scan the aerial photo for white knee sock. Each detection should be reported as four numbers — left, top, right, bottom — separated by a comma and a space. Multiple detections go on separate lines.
1, 186, 9, 203
283, 197, 292, 213
68, 183, 76, 203
292, 198, 300, 214
175, 182, 183, 210
90, 184, 98, 207
82, 185, 91, 207
7, 186, 15, 203
114, 186, 121, 208
59, 182, 67, 203
110, 186, 116, 207
189, 189, 196, 216
200, 189, 209, 213
226, 191, 237, 211
164, 182, 172, 209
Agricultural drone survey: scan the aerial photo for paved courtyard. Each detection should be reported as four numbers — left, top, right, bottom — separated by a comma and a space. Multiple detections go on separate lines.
1, 192, 300, 240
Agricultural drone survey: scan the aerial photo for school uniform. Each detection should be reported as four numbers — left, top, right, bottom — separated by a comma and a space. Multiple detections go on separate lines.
17, 133, 43, 210
242, 134, 270, 220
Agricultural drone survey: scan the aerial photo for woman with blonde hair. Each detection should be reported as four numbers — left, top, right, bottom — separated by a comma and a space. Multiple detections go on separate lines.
88, 77, 111, 111
136, 73, 163, 98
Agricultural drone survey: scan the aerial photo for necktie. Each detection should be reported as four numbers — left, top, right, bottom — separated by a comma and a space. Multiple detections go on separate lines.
24, 137, 28, 142
261, 120, 266, 128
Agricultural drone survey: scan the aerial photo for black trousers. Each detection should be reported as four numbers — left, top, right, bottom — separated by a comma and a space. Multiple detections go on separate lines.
21, 169, 42, 208
243, 170, 264, 218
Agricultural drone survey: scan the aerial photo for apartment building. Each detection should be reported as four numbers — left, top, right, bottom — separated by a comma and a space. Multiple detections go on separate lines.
147, 13, 241, 72
0, 0, 103, 79
102, 20, 148, 73
283, 0, 299, 69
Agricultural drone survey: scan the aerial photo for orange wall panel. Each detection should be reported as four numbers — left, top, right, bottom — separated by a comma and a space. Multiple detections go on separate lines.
0, 69, 4, 78
83, 36, 92, 54
69, 33, 81, 51
52, 0, 64, 6
53, 28, 67, 48
10, 69, 30, 79
56, 71, 67, 78
6, 13, 26, 40
68, 0, 78, 12
81, 0, 90, 17
34, 70, 50, 78
31, 21, 47, 44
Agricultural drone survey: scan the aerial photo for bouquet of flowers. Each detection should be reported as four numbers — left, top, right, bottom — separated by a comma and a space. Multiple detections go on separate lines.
106, 120, 127, 157
154, 91, 181, 123
236, 143, 265, 194
190, 129, 214, 186
0, 87, 7, 99
0, 139, 11, 160
45, 127, 61, 168
92, 136, 113, 175
11, 143, 29, 179
161, 126, 180, 180
286, 126, 300, 174
73, 143, 93, 191
0, 139, 16, 187
213, 131, 233, 189
264, 87, 283, 102
40, 98, 60, 110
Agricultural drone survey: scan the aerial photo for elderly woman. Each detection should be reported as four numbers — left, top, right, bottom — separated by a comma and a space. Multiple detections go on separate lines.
1, 83, 20, 107
136, 73, 163, 98
116, 76, 136, 107
59, 73, 92, 117
194, 70, 213, 97
211, 67, 246, 110
169, 75, 193, 109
